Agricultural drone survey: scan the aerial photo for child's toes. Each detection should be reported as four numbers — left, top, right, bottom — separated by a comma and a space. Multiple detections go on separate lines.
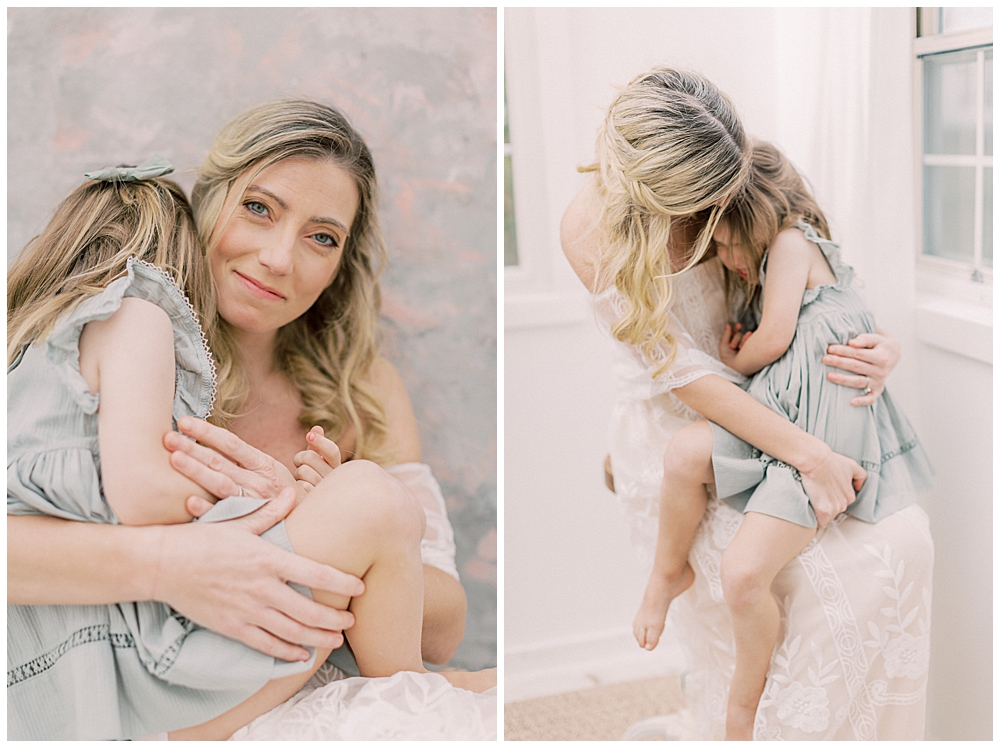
633, 624, 661, 651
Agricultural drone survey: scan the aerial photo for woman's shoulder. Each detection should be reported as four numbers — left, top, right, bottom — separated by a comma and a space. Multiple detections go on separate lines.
560, 176, 604, 290
367, 357, 421, 464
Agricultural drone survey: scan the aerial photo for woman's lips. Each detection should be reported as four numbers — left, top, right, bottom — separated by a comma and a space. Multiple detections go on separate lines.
235, 271, 285, 301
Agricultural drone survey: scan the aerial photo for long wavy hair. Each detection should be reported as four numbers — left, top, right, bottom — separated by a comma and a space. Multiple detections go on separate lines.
722, 139, 831, 316
191, 99, 388, 462
8, 176, 211, 366
583, 67, 752, 376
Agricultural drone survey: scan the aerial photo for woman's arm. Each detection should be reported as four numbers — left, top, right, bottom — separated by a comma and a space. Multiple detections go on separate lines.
79, 297, 213, 524
720, 233, 811, 375
673, 374, 867, 527
7, 492, 364, 661
367, 358, 467, 663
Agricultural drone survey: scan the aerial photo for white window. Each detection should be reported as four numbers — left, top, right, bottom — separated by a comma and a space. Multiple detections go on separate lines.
912, 7, 992, 364
914, 8, 992, 293
503, 9, 592, 329
504, 77, 519, 268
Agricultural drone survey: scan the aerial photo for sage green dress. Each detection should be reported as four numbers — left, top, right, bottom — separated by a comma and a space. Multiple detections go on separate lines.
7, 259, 313, 740
710, 223, 934, 527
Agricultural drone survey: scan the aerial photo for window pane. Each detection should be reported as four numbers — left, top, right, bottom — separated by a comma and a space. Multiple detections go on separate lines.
985, 50, 993, 156
504, 76, 510, 146
984, 167, 992, 268
504, 155, 519, 267
924, 49, 979, 155
923, 165, 976, 262
941, 7, 993, 34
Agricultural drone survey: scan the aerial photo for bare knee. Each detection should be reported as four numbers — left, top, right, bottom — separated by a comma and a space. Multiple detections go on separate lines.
308, 460, 425, 547
720, 551, 771, 613
662, 420, 714, 483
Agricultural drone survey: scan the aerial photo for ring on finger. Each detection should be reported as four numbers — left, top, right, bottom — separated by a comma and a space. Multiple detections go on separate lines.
863, 376, 872, 396
238, 485, 247, 497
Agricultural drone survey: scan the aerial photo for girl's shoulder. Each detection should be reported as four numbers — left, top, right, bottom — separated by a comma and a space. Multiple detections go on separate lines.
47, 258, 217, 419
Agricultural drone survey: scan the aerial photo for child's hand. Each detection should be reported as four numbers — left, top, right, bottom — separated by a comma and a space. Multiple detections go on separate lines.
719, 323, 753, 368
292, 426, 342, 492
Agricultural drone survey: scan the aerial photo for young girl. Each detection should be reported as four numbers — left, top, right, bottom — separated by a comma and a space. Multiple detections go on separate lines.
7, 161, 490, 741
631, 141, 933, 739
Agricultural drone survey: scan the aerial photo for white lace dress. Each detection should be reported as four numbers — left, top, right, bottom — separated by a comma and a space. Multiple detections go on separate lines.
596, 257, 933, 740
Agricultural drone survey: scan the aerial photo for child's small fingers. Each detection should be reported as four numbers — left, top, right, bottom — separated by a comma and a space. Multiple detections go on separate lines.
294, 450, 333, 479
306, 430, 342, 469
295, 464, 325, 487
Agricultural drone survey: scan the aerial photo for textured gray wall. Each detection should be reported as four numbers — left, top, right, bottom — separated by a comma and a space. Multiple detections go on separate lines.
7, 8, 497, 669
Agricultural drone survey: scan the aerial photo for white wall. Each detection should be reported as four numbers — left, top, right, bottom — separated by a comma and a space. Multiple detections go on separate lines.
504, 8, 991, 739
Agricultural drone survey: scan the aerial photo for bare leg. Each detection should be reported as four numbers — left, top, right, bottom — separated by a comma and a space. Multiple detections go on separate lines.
720, 512, 815, 740
421, 564, 468, 665
634, 419, 714, 650
169, 461, 493, 740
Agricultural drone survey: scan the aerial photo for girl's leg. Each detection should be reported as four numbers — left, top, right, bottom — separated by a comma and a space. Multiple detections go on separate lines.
169, 461, 493, 740
719, 512, 815, 740
634, 419, 714, 650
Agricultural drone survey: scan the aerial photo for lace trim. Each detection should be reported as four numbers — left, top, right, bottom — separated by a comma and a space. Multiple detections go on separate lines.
128, 258, 218, 416
7, 625, 135, 687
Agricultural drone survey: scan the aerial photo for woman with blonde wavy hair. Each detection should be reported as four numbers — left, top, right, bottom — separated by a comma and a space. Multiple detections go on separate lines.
8, 100, 494, 741
562, 68, 932, 739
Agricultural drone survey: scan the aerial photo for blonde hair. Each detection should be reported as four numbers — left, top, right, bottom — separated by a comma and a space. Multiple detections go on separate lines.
722, 139, 831, 315
584, 67, 751, 376
8, 176, 211, 367
191, 99, 388, 462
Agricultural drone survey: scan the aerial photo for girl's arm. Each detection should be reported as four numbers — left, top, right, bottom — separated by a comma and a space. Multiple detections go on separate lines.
720, 231, 811, 376
674, 374, 867, 527
78, 297, 214, 525
7, 495, 364, 662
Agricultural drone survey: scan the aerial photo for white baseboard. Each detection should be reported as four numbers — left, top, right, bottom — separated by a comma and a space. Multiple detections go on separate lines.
504, 628, 687, 703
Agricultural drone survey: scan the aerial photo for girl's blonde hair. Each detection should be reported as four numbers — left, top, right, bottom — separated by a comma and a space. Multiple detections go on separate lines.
584, 67, 751, 375
8, 177, 211, 366
722, 139, 831, 315
191, 99, 388, 462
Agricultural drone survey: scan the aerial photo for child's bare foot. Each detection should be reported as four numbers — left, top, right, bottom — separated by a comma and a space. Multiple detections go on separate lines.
725, 703, 755, 740
633, 563, 695, 650
439, 667, 497, 693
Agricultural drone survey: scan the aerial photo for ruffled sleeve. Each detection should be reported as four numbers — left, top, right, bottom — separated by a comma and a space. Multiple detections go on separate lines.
758, 222, 854, 309
593, 280, 746, 401
385, 462, 460, 582
45, 258, 217, 421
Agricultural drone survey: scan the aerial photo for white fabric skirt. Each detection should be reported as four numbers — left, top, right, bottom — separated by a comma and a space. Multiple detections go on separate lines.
609, 395, 933, 740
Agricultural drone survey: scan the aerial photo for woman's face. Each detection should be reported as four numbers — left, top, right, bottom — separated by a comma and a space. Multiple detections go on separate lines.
712, 220, 750, 280
210, 157, 360, 336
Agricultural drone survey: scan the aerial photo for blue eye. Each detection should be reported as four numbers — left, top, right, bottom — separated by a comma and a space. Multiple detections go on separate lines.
313, 233, 339, 248
245, 201, 268, 216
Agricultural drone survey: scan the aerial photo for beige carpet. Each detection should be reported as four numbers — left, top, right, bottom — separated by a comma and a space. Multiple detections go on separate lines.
504, 675, 685, 741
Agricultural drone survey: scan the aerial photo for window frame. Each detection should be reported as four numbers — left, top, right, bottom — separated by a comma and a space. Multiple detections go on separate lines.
503, 9, 591, 329
912, 16, 992, 302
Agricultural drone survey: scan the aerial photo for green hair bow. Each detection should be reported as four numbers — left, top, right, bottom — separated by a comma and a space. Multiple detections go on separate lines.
85, 154, 174, 182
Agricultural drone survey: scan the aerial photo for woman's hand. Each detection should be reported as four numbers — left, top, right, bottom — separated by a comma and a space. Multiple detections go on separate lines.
823, 330, 900, 407
153, 488, 364, 662
163, 417, 300, 503
797, 445, 867, 528
292, 426, 342, 492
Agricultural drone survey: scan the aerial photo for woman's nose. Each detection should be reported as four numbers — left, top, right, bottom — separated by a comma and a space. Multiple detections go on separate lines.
257, 231, 295, 275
